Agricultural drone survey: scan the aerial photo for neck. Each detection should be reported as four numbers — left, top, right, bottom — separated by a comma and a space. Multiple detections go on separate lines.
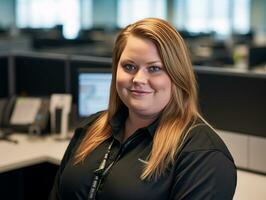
123, 111, 158, 142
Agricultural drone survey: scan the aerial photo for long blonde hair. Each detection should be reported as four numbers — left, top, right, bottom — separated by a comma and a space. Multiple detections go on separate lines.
75, 18, 200, 180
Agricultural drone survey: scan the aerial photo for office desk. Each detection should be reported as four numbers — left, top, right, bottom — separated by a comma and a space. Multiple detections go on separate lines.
0, 133, 69, 173
0, 133, 70, 200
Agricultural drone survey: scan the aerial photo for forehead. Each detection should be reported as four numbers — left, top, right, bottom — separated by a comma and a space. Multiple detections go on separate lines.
120, 35, 161, 61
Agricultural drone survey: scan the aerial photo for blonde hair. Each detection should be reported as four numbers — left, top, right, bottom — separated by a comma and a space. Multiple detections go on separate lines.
75, 18, 200, 180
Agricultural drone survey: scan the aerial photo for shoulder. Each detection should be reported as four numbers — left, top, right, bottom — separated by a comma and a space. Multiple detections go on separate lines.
60, 111, 105, 164
171, 122, 237, 199
180, 122, 234, 162
76, 111, 106, 129
172, 142, 237, 199
69, 111, 106, 150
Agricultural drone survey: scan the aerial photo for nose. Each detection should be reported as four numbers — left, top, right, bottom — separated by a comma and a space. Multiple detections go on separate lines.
132, 69, 148, 84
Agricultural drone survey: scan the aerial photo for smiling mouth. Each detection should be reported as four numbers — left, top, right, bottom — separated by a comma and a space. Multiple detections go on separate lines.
129, 89, 152, 96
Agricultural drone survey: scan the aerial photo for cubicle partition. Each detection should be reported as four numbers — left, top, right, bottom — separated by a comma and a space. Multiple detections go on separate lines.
0, 54, 9, 98
249, 46, 266, 69
195, 66, 266, 137
9, 52, 112, 99
13, 52, 68, 96
195, 66, 266, 173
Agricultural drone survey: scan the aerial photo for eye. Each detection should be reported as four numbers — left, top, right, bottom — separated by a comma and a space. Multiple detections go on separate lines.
123, 64, 136, 72
148, 66, 162, 73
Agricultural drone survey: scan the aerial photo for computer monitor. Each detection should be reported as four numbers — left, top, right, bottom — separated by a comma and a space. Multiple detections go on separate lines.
69, 55, 112, 104
78, 68, 112, 118
14, 53, 67, 96
195, 66, 266, 137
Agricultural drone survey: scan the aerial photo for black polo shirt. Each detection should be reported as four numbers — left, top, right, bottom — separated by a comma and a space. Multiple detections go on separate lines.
49, 110, 237, 200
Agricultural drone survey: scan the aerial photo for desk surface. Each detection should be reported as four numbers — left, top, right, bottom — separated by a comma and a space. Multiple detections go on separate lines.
0, 133, 69, 173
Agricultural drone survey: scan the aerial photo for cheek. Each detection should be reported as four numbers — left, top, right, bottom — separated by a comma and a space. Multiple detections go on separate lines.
150, 76, 172, 94
116, 80, 125, 94
116, 68, 131, 92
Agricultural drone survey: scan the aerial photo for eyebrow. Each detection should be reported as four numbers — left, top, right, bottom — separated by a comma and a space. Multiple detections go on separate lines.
120, 59, 162, 65
146, 61, 162, 65
120, 59, 135, 63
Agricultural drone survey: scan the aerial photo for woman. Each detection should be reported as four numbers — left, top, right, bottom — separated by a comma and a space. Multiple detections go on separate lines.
49, 18, 237, 200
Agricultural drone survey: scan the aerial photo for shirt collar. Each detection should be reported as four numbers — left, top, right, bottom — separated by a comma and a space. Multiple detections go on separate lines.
109, 106, 128, 135
109, 107, 161, 139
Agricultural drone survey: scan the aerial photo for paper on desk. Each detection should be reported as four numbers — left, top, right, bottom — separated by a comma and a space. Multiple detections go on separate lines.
10, 97, 41, 125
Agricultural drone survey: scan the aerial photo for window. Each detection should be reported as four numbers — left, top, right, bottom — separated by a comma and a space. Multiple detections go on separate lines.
16, 0, 92, 39
80, 0, 93, 30
233, 0, 250, 33
117, 0, 167, 28
174, 0, 250, 36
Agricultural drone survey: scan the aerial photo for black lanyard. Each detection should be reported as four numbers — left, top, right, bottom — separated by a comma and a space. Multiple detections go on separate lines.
87, 131, 143, 199
88, 139, 114, 200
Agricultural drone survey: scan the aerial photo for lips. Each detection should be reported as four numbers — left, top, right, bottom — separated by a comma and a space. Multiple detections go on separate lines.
129, 89, 152, 96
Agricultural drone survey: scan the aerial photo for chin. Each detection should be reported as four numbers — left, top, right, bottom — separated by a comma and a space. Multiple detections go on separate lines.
129, 103, 149, 112
131, 107, 159, 117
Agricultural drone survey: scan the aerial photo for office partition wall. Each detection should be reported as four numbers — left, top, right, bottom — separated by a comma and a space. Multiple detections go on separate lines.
249, 46, 266, 69
195, 67, 266, 137
14, 53, 68, 96
0, 55, 8, 98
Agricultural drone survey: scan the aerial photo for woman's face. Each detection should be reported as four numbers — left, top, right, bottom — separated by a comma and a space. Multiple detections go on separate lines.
116, 35, 172, 118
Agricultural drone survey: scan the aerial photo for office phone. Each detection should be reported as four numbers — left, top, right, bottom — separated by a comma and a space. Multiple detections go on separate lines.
0, 96, 50, 135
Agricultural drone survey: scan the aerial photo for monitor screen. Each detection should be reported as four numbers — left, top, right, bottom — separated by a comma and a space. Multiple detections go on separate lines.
78, 69, 112, 117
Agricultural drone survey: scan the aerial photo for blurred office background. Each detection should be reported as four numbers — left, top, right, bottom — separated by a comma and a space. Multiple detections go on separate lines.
0, 0, 266, 200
